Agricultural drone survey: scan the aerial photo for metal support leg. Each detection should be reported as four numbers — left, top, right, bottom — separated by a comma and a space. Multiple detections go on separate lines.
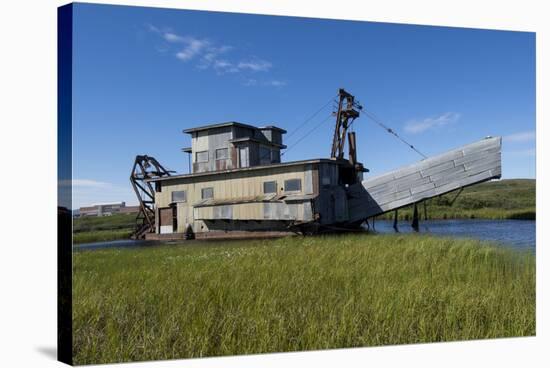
393, 209, 399, 232
424, 200, 428, 220
412, 203, 419, 232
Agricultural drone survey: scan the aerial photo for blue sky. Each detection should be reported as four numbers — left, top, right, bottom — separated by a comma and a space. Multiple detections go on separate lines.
71, 3, 535, 208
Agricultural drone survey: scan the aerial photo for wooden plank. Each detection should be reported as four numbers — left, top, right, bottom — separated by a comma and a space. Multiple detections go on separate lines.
410, 182, 436, 195
420, 161, 455, 177
371, 189, 412, 206
454, 148, 500, 166
348, 137, 501, 220
464, 156, 501, 173
428, 165, 466, 183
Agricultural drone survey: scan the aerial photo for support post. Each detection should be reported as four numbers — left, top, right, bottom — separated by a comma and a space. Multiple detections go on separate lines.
393, 209, 399, 232
412, 203, 419, 232
424, 200, 428, 220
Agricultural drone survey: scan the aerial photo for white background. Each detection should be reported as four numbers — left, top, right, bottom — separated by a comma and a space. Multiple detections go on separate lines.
0, 0, 547, 367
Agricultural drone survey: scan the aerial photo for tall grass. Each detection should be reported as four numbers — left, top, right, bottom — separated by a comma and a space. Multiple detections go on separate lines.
379, 179, 536, 220
73, 213, 136, 233
73, 213, 136, 244
73, 234, 535, 364
73, 229, 133, 244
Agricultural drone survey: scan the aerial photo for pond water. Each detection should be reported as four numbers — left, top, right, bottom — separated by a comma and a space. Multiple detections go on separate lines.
366, 219, 535, 251
74, 220, 536, 252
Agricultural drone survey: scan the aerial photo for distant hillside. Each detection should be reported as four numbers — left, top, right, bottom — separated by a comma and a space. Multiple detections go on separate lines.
380, 179, 535, 220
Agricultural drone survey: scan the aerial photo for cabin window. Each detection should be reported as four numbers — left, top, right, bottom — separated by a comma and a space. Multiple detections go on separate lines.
263, 181, 277, 194
171, 190, 186, 203
284, 179, 302, 192
259, 146, 271, 165
196, 150, 208, 163
201, 187, 214, 199
215, 148, 228, 160
239, 147, 249, 168
271, 149, 281, 163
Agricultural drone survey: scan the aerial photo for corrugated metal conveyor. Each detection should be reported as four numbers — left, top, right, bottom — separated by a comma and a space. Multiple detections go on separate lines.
347, 136, 502, 222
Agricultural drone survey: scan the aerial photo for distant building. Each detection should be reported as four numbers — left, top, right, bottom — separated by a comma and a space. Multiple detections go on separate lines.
78, 202, 139, 217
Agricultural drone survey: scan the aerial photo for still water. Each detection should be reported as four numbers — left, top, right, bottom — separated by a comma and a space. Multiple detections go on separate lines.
75, 220, 536, 252
366, 219, 535, 251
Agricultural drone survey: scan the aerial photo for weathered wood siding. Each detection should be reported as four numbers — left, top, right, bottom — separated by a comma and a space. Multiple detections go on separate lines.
191, 126, 234, 173
155, 163, 319, 233
348, 137, 502, 221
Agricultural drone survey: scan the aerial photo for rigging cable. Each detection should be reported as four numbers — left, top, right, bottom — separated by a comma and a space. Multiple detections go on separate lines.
284, 95, 338, 141
259, 95, 337, 163
282, 113, 334, 157
361, 108, 427, 159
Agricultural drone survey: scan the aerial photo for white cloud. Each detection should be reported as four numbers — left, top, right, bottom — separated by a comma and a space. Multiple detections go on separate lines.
146, 24, 161, 33
175, 37, 209, 61
503, 130, 535, 143
65, 179, 137, 209
237, 59, 272, 72
265, 80, 286, 87
146, 26, 282, 84
211, 59, 239, 74
404, 112, 461, 134
59, 179, 111, 188
163, 32, 185, 43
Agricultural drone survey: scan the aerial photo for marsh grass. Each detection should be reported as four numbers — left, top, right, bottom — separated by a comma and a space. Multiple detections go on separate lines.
73, 213, 136, 244
379, 179, 536, 220
73, 234, 535, 364
73, 229, 133, 244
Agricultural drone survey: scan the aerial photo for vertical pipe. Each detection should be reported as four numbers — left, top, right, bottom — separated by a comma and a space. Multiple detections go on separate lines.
393, 209, 399, 232
424, 200, 428, 220
412, 203, 419, 232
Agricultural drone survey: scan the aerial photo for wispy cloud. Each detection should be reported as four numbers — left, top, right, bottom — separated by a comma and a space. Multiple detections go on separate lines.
59, 179, 111, 188
62, 179, 138, 208
147, 25, 283, 86
237, 59, 272, 72
503, 130, 535, 143
171, 37, 210, 62
265, 80, 286, 87
242, 79, 287, 87
404, 112, 461, 134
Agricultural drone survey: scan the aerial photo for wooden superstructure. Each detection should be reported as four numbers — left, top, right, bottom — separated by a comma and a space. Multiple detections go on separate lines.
131, 89, 502, 239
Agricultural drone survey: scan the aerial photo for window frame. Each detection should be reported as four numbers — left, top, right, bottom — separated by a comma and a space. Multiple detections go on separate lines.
263, 181, 277, 194
259, 145, 271, 164
195, 150, 209, 163
215, 147, 228, 160
171, 190, 187, 203
284, 178, 302, 193
271, 149, 281, 163
201, 187, 214, 199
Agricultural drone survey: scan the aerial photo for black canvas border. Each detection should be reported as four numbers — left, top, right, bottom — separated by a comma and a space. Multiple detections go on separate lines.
58, 3, 73, 366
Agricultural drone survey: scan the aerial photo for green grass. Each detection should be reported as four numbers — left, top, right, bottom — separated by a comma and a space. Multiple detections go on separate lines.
73, 213, 136, 233
379, 179, 536, 220
73, 229, 134, 244
73, 234, 535, 365
73, 213, 136, 244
